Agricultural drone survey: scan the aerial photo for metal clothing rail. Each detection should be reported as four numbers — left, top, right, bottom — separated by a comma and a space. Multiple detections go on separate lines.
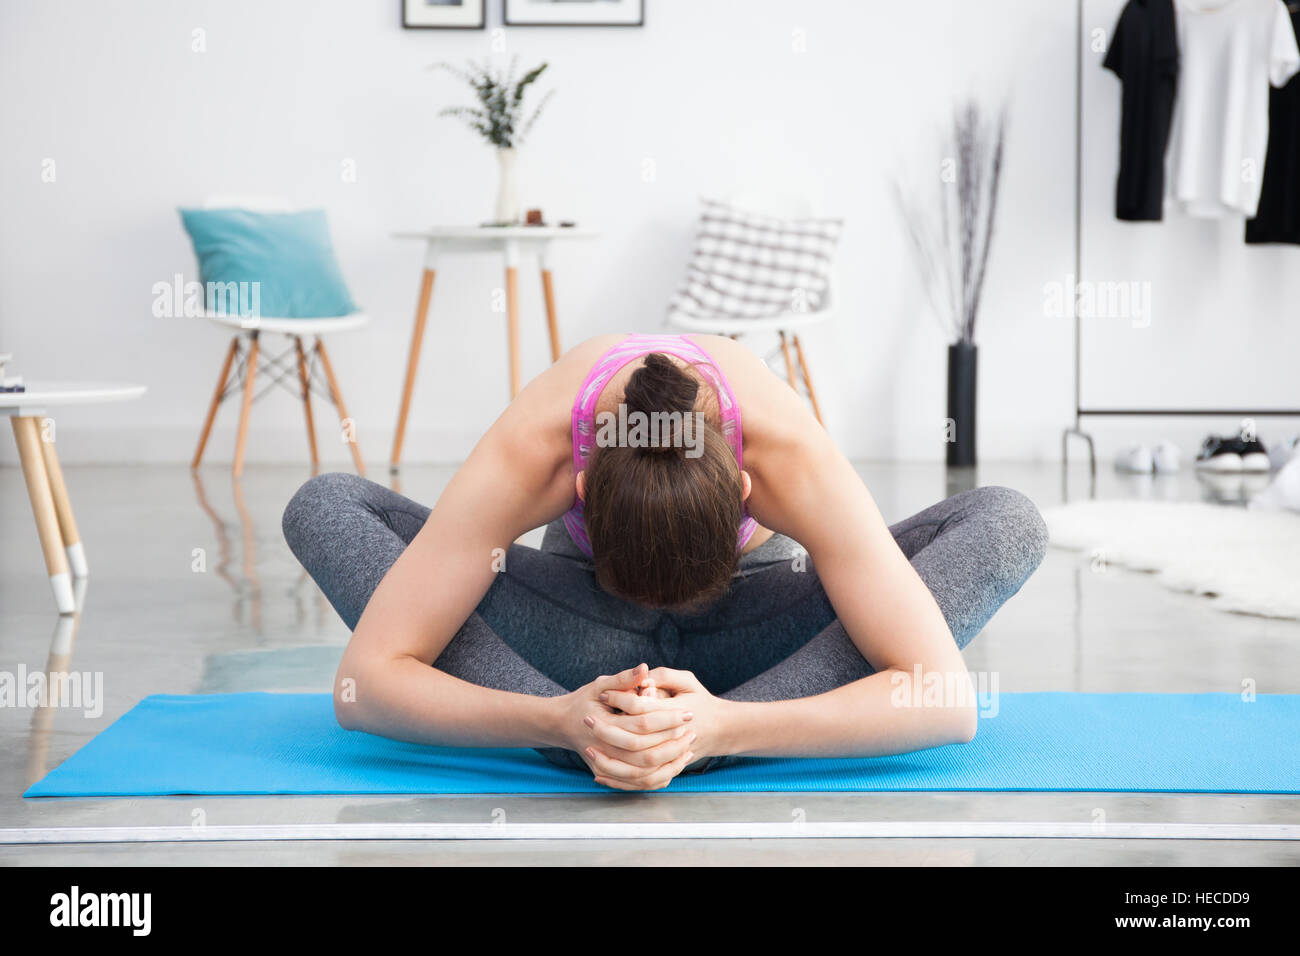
1064, 0, 1300, 478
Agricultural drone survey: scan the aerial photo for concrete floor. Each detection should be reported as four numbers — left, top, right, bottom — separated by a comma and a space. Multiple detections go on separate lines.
2, 459, 1298, 866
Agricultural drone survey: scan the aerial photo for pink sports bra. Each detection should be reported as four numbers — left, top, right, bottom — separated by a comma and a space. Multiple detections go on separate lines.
561, 333, 760, 558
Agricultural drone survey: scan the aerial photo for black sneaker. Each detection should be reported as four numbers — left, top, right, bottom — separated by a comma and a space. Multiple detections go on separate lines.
1196, 435, 1243, 472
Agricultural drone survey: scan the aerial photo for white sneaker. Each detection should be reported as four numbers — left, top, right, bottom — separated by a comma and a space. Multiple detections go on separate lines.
1151, 440, 1181, 474
1240, 451, 1272, 473
1114, 445, 1154, 473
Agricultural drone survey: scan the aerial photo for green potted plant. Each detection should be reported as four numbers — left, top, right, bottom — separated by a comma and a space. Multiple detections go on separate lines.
433, 57, 555, 225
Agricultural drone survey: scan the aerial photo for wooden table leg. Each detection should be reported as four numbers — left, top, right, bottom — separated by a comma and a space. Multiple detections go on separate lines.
792, 334, 824, 425
391, 266, 436, 473
541, 268, 562, 362
294, 336, 319, 472
232, 331, 259, 479
505, 265, 521, 398
192, 335, 239, 469
11, 416, 75, 614
316, 338, 366, 476
37, 419, 87, 578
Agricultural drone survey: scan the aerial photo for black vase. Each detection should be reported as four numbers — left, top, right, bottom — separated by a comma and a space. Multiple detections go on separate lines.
946, 342, 977, 467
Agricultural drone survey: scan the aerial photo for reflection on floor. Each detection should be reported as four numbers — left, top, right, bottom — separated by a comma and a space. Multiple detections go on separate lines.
1, 460, 1298, 865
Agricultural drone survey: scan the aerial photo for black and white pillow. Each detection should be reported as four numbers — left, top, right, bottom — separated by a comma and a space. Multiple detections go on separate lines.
669, 199, 843, 320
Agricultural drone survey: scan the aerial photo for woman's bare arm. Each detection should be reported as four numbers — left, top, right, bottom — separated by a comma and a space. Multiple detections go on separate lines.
332, 364, 582, 749
702, 337, 979, 757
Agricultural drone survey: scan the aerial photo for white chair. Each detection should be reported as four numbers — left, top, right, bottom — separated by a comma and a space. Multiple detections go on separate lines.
666, 193, 835, 424
189, 196, 369, 477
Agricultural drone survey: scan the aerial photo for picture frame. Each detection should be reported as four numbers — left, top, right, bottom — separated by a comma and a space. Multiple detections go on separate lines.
402, 0, 486, 30
504, 0, 644, 28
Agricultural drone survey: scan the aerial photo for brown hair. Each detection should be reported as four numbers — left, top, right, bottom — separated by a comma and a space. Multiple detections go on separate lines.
583, 353, 744, 611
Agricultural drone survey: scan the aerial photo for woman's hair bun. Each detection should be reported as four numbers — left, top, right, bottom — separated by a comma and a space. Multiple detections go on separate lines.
623, 353, 698, 417
621, 353, 700, 456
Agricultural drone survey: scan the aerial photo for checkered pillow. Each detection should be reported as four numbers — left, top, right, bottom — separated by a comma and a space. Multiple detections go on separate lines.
669, 199, 842, 320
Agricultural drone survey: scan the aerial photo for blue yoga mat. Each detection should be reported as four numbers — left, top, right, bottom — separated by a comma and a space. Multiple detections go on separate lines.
25, 691, 1300, 796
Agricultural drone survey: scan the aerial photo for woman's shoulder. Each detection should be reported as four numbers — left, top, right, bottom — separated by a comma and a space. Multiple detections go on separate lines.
557, 334, 626, 373
487, 334, 624, 449
693, 334, 822, 450
691, 334, 778, 407
523, 334, 624, 406
689, 333, 767, 378
517, 331, 809, 436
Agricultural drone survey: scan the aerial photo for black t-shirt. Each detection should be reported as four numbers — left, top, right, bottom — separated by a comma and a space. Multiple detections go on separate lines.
1246, 4, 1300, 243
1103, 0, 1179, 222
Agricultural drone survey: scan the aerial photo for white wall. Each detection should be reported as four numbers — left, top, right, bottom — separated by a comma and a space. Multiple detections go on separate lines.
2, 0, 1284, 467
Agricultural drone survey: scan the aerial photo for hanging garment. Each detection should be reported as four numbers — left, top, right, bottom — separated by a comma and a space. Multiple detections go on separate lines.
1165, 0, 1300, 219
1246, 3, 1300, 241
1104, 0, 1180, 221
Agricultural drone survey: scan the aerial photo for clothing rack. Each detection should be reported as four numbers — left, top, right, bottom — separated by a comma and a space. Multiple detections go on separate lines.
1063, 0, 1300, 478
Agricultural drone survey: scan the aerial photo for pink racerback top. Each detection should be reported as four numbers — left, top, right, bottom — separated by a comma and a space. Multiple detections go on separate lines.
562, 333, 760, 558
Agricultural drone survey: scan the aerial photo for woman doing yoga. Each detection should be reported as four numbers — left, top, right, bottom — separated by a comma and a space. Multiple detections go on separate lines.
283, 333, 1048, 790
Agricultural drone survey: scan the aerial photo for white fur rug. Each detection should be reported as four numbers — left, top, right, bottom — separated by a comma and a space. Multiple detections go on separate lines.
1041, 500, 1300, 620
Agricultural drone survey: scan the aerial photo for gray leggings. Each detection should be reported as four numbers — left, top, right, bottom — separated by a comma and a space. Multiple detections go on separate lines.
282, 473, 1048, 770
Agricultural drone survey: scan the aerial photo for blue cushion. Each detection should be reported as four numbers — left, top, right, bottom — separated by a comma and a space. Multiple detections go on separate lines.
178, 208, 358, 319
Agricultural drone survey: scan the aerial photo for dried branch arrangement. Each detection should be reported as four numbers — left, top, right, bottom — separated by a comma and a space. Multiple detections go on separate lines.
895, 100, 1007, 345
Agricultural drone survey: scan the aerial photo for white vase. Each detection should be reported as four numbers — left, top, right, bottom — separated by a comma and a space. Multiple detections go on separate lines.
495, 148, 519, 225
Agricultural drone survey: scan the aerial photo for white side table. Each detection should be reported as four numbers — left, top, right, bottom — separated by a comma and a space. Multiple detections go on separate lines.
389, 226, 598, 471
1, 381, 147, 614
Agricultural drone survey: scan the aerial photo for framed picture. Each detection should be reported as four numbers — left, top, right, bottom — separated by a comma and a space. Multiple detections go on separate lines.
504, 0, 644, 27
402, 0, 485, 30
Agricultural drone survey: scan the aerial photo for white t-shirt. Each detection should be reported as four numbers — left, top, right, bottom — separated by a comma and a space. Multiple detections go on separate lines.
1165, 0, 1300, 218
